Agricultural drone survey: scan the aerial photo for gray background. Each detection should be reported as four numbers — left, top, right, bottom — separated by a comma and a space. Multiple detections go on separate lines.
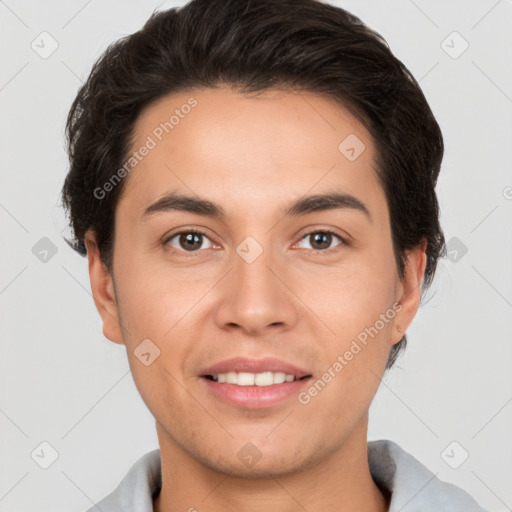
0, 0, 511, 510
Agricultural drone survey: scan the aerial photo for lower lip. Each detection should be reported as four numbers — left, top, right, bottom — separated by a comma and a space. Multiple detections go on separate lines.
201, 377, 311, 409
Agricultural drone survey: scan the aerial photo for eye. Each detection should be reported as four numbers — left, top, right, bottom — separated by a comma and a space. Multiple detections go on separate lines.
164, 229, 215, 253
296, 229, 347, 253
163, 228, 348, 256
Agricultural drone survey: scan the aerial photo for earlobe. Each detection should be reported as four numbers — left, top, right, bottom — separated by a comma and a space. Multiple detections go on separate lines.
84, 230, 125, 345
392, 239, 428, 344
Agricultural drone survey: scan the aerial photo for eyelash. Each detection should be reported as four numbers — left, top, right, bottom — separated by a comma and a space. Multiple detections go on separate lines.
163, 228, 348, 256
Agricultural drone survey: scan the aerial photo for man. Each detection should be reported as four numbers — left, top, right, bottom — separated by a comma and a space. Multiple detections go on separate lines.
61, 0, 487, 510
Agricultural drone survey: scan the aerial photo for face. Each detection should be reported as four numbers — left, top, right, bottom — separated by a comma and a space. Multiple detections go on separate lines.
86, 87, 425, 477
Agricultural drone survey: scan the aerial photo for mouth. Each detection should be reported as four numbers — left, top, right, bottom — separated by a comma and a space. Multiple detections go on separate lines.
199, 357, 313, 409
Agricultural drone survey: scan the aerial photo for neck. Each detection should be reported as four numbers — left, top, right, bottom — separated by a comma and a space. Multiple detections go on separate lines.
153, 416, 389, 512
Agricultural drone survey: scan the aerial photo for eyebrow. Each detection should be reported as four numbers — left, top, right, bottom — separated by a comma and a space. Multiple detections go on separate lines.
141, 190, 372, 223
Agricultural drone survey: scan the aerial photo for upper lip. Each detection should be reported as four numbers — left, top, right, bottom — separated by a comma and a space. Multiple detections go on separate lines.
200, 357, 312, 379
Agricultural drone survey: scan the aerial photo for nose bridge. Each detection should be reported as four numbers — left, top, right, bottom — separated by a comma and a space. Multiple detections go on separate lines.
236, 236, 276, 290
233, 233, 281, 309
215, 231, 297, 333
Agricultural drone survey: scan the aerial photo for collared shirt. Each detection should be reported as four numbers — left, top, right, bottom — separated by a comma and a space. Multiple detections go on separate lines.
85, 439, 488, 511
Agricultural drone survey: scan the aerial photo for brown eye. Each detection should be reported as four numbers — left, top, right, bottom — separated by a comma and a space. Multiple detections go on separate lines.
165, 230, 213, 252
297, 230, 346, 252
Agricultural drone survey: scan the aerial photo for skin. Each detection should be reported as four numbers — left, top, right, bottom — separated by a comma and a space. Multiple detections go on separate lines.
85, 87, 426, 512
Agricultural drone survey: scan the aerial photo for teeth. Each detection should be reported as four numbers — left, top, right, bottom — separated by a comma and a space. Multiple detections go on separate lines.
210, 371, 299, 386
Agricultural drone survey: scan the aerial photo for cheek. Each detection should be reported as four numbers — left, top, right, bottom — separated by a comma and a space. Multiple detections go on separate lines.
303, 299, 394, 424
114, 254, 196, 337
303, 252, 397, 329
113, 258, 207, 386
114, 266, 195, 412
305, 254, 398, 391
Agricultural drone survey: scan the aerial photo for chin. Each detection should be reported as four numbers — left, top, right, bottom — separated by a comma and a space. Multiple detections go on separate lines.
193, 437, 325, 479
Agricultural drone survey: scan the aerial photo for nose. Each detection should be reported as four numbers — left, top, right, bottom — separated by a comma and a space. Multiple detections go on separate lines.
214, 238, 299, 336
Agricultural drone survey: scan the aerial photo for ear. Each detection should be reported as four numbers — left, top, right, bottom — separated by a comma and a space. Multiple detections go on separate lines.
84, 230, 125, 345
392, 238, 428, 345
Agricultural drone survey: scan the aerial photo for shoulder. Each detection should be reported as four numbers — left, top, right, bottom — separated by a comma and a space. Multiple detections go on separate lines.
368, 439, 488, 512
84, 448, 162, 512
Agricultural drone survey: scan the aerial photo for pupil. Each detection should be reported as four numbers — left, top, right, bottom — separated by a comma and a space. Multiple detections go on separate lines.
181, 232, 201, 250
312, 232, 331, 250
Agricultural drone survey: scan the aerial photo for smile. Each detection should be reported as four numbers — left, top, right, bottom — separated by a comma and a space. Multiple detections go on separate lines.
204, 371, 306, 386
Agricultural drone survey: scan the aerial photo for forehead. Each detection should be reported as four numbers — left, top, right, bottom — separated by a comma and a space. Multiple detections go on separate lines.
117, 87, 387, 225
